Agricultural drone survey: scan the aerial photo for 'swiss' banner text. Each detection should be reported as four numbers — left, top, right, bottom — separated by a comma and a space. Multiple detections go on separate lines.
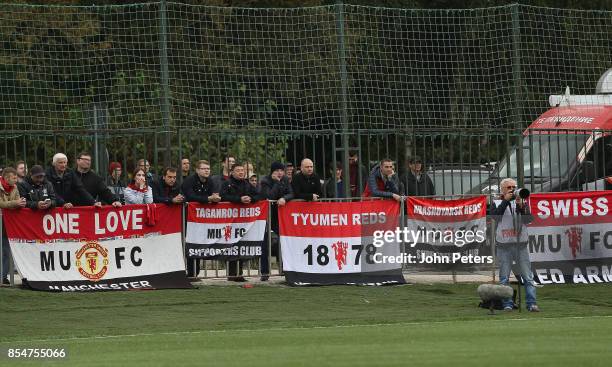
528, 191, 612, 284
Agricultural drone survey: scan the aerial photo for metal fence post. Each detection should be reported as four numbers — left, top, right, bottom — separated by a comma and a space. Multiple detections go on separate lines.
266, 200, 272, 277
159, 0, 171, 167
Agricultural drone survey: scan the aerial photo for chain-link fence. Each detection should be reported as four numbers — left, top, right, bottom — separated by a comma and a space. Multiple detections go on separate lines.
1, 3, 611, 132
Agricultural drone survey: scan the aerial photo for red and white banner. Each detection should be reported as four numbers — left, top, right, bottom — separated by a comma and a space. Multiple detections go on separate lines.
279, 200, 405, 286
404, 196, 491, 269
185, 201, 268, 260
3, 204, 192, 292
528, 191, 612, 284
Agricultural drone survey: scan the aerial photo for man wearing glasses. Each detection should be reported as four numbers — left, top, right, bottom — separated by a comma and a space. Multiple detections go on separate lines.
491, 178, 540, 312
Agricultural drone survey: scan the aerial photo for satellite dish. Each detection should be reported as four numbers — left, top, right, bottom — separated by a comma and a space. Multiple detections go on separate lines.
596, 68, 612, 94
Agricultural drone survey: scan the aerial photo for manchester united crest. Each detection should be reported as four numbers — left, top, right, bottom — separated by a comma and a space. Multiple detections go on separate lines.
75, 241, 109, 281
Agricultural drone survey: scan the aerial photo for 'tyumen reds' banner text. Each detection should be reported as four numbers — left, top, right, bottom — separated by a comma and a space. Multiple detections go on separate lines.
279, 200, 405, 286
3, 204, 191, 292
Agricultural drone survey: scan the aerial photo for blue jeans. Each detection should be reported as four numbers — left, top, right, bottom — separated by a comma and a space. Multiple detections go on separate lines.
497, 243, 537, 309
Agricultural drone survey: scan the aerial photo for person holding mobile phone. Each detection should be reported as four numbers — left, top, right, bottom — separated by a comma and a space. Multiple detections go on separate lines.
17, 165, 57, 210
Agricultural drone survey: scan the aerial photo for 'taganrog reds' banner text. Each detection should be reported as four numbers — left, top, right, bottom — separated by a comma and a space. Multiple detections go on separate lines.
279, 200, 405, 286
528, 191, 612, 284
405, 196, 491, 269
3, 205, 192, 292
185, 201, 268, 260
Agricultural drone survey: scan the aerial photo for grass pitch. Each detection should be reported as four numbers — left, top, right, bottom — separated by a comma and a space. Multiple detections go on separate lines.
1, 282, 611, 366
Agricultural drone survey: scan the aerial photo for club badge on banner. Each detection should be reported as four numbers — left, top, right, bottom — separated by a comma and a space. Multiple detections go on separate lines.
185, 201, 268, 261
279, 200, 405, 286
3, 204, 192, 292
528, 191, 612, 284
404, 196, 490, 269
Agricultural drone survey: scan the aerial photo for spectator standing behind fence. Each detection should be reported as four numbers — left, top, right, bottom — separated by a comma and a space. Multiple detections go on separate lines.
46, 153, 97, 209
401, 156, 435, 196
181, 158, 191, 183
362, 158, 403, 202
324, 162, 346, 198
221, 161, 262, 282
182, 160, 221, 204
292, 159, 323, 201
181, 160, 221, 278
0, 167, 27, 285
285, 162, 294, 183
153, 167, 184, 204
349, 151, 367, 197
136, 159, 157, 187
18, 165, 57, 210
15, 161, 27, 184
106, 162, 126, 204
75, 152, 121, 208
259, 162, 294, 281
124, 168, 153, 205
490, 178, 539, 312
212, 155, 235, 189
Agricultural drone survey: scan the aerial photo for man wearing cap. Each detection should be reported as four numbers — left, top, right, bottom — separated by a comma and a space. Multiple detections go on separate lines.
106, 162, 126, 204
400, 156, 435, 196
285, 162, 294, 183
46, 153, 97, 209
259, 161, 294, 280
75, 152, 121, 207
18, 165, 57, 210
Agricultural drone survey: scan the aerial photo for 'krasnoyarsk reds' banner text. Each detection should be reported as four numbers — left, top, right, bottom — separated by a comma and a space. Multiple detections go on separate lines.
528, 191, 612, 284
185, 201, 268, 261
3, 205, 192, 292
279, 200, 405, 286
404, 196, 491, 269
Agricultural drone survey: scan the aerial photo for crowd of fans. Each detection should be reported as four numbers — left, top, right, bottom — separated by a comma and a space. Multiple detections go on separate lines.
0, 151, 436, 284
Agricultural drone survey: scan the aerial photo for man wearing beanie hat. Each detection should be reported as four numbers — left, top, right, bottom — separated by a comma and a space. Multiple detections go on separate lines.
259, 161, 294, 280
18, 165, 57, 210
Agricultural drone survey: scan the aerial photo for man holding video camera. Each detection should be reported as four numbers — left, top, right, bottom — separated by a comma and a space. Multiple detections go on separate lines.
491, 178, 539, 312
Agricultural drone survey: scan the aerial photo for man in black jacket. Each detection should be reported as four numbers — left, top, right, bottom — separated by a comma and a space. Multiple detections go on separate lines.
181, 160, 221, 278
291, 158, 323, 201
400, 156, 435, 197
17, 165, 57, 210
182, 160, 221, 204
259, 161, 294, 280
46, 153, 98, 209
75, 152, 122, 207
221, 161, 262, 281
153, 167, 184, 204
